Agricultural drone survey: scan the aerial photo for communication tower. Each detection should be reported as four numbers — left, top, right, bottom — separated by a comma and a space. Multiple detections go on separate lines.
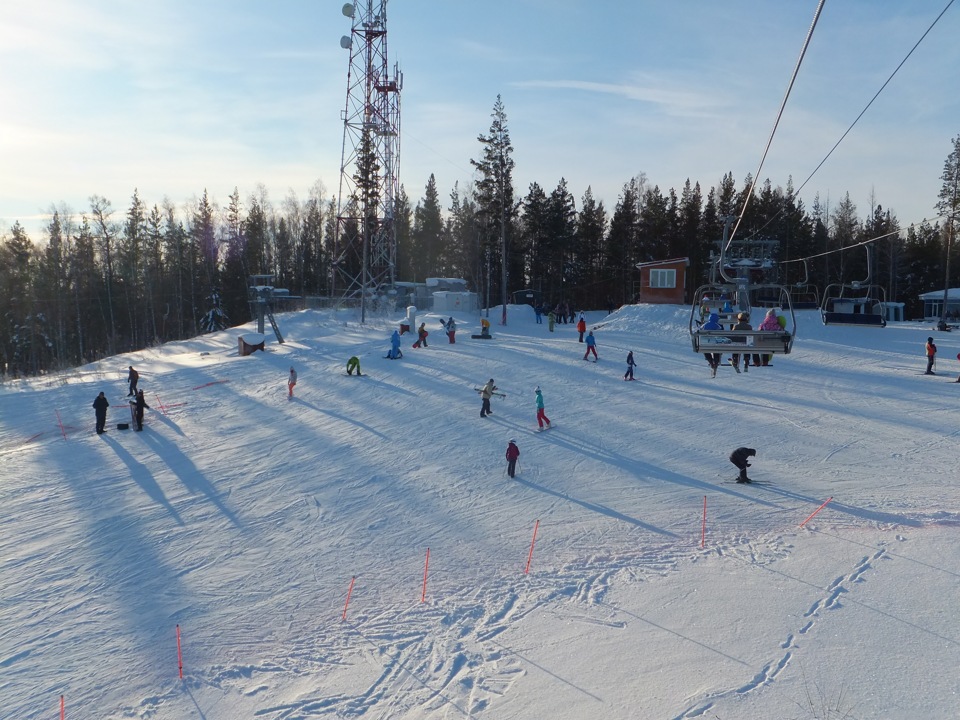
333, 1, 402, 322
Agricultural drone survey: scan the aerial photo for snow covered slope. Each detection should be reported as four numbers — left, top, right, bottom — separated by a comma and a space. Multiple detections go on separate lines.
2, 304, 958, 719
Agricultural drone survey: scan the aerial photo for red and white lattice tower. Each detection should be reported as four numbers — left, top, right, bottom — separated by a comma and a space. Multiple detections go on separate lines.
333, 1, 402, 321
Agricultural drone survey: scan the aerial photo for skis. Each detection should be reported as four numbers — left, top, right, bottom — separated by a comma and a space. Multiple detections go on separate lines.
474, 387, 506, 398
536, 424, 555, 432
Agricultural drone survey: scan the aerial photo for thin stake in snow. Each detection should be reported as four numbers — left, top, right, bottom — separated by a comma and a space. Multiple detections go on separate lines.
176, 624, 183, 679
701, 496, 707, 548
421, 548, 430, 603
55, 409, 66, 440
155, 394, 167, 416
342, 576, 356, 621
525, 520, 540, 575
60, 694, 64, 720
799, 497, 834, 528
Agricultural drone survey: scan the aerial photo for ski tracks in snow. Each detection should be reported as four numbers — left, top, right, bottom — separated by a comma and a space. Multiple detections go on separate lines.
674, 546, 888, 719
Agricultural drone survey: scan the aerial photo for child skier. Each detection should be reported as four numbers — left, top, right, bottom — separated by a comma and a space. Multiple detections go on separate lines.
583, 331, 598, 361
535, 386, 551, 430
624, 351, 636, 380
505, 439, 520, 478
925, 337, 937, 375
577, 314, 587, 342
288, 367, 297, 398
729, 447, 757, 483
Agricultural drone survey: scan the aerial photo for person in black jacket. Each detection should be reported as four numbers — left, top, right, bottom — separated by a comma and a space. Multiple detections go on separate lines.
729, 447, 756, 483
93, 392, 109, 434
127, 366, 139, 396
133, 390, 150, 431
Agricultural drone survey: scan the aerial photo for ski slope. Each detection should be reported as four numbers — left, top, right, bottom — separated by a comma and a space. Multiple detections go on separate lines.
2, 303, 959, 719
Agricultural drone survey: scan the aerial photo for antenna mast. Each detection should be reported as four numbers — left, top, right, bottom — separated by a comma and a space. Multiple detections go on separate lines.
333, 1, 402, 322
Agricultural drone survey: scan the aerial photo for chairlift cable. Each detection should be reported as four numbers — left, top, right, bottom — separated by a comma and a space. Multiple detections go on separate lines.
727, 0, 827, 250
743, 0, 956, 244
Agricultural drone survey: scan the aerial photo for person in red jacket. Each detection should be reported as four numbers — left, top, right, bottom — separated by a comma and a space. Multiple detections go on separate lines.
505, 439, 520, 478
925, 337, 937, 375
576, 313, 586, 342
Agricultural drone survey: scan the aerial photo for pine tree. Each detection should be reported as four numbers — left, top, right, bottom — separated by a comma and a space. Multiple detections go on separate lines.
410, 174, 444, 281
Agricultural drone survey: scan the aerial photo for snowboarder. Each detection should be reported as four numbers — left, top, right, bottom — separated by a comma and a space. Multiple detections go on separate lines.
576, 314, 587, 342
583, 331, 598, 361
535, 386, 551, 430
346, 356, 362, 376
127, 366, 139, 396
505, 439, 520, 478
386, 330, 403, 359
132, 389, 150, 431
480, 317, 491, 338
412, 322, 429, 348
93, 391, 109, 434
925, 337, 937, 375
445, 317, 457, 344
480, 378, 497, 418
624, 350, 637, 381
729, 447, 757, 483
730, 312, 752, 373
288, 366, 297, 398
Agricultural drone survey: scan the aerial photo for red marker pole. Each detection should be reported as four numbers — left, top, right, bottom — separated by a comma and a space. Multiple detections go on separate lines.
700, 496, 707, 548
799, 497, 834, 528
421, 548, 430, 603
176, 624, 183, 679
342, 576, 356, 621
60, 695, 65, 720
155, 394, 167, 416
524, 520, 540, 575
55, 409, 67, 440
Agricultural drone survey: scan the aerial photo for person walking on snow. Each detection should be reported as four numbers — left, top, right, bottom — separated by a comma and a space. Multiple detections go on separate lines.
624, 350, 637, 380
93, 391, 109, 434
729, 446, 757, 483
346, 356, 362, 376
413, 322, 429, 348
480, 378, 497, 418
127, 366, 139, 396
505, 439, 520, 478
583, 331, 598, 361
535, 386, 551, 430
288, 366, 297, 398
925, 337, 937, 375
576, 313, 587, 342
133, 389, 150, 431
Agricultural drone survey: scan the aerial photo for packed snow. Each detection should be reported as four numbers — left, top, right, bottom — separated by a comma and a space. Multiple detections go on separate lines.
2, 303, 959, 719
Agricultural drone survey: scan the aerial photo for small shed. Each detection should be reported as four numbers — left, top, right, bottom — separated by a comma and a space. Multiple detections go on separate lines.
919, 288, 960, 321
634, 257, 689, 304
238, 333, 266, 356
433, 291, 478, 313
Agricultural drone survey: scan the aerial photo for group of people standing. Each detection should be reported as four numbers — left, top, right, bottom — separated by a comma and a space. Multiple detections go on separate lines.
92, 365, 150, 433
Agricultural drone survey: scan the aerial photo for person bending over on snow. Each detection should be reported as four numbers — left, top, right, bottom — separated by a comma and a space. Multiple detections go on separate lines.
535, 386, 551, 430
925, 337, 937, 375
505, 439, 520, 478
386, 330, 403, 359
480, 378, 497, 418
729, 447, 757, 483
346, 356, 362, 376
583, 331, 598, 361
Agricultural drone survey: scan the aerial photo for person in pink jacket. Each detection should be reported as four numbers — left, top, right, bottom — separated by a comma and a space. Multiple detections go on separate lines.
756, 309, 781, 367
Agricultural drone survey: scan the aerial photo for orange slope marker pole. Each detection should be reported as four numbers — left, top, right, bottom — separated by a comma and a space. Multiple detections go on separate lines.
55, 410, 67, 440
342, 576, 356, 621
799, 497, 834, 528
524, 520, 540, 575
176, 624, 183, 679
60, 695, 65, 720
421, 548, 430, 603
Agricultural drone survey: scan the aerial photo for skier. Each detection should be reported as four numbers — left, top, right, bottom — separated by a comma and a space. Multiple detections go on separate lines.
730, 312, 752, 373
701, 312, 723, 377
535, 386, 551, 430
583, 331, 598, 361
480, 378, 497, 418
93, 391, 109, 434
127, 366, 139, 397
412, 322, 429, 348
505, 439, 520, 478
729, 447, 757, 483
576, 313, 587, 342
925, 337, 937, 375
386, 330, 403, 359
346, 356, 362, 376
133, 389, 150, 431
445, 317, 457, 344
624, 350, 637, 380
288, 366, 297, 398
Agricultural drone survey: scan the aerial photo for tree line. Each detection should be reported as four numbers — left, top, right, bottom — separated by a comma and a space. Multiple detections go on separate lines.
1, 97, 957, 378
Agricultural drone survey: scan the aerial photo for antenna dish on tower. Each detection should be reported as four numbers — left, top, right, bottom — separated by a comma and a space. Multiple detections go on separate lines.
342, 3, 355, 18
340, 35, 351, 49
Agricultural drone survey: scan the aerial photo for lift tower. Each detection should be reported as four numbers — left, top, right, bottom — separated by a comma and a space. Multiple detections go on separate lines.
333, 1, 402, 322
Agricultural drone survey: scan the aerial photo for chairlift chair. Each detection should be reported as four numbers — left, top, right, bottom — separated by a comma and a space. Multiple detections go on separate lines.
819, 247, 887, 327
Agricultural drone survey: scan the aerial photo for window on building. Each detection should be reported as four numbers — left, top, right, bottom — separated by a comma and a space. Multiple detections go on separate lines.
649, 269, 676, 289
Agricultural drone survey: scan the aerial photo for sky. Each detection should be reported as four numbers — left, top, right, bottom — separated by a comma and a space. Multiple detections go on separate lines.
3, 302, 960, 718
2, 0, 959, 242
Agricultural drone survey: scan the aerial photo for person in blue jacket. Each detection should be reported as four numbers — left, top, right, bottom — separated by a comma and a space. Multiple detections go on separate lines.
701, 312, 723, 377
386, 330, 403, 359
583, 331, 598, 361
624, 351, 636, 380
